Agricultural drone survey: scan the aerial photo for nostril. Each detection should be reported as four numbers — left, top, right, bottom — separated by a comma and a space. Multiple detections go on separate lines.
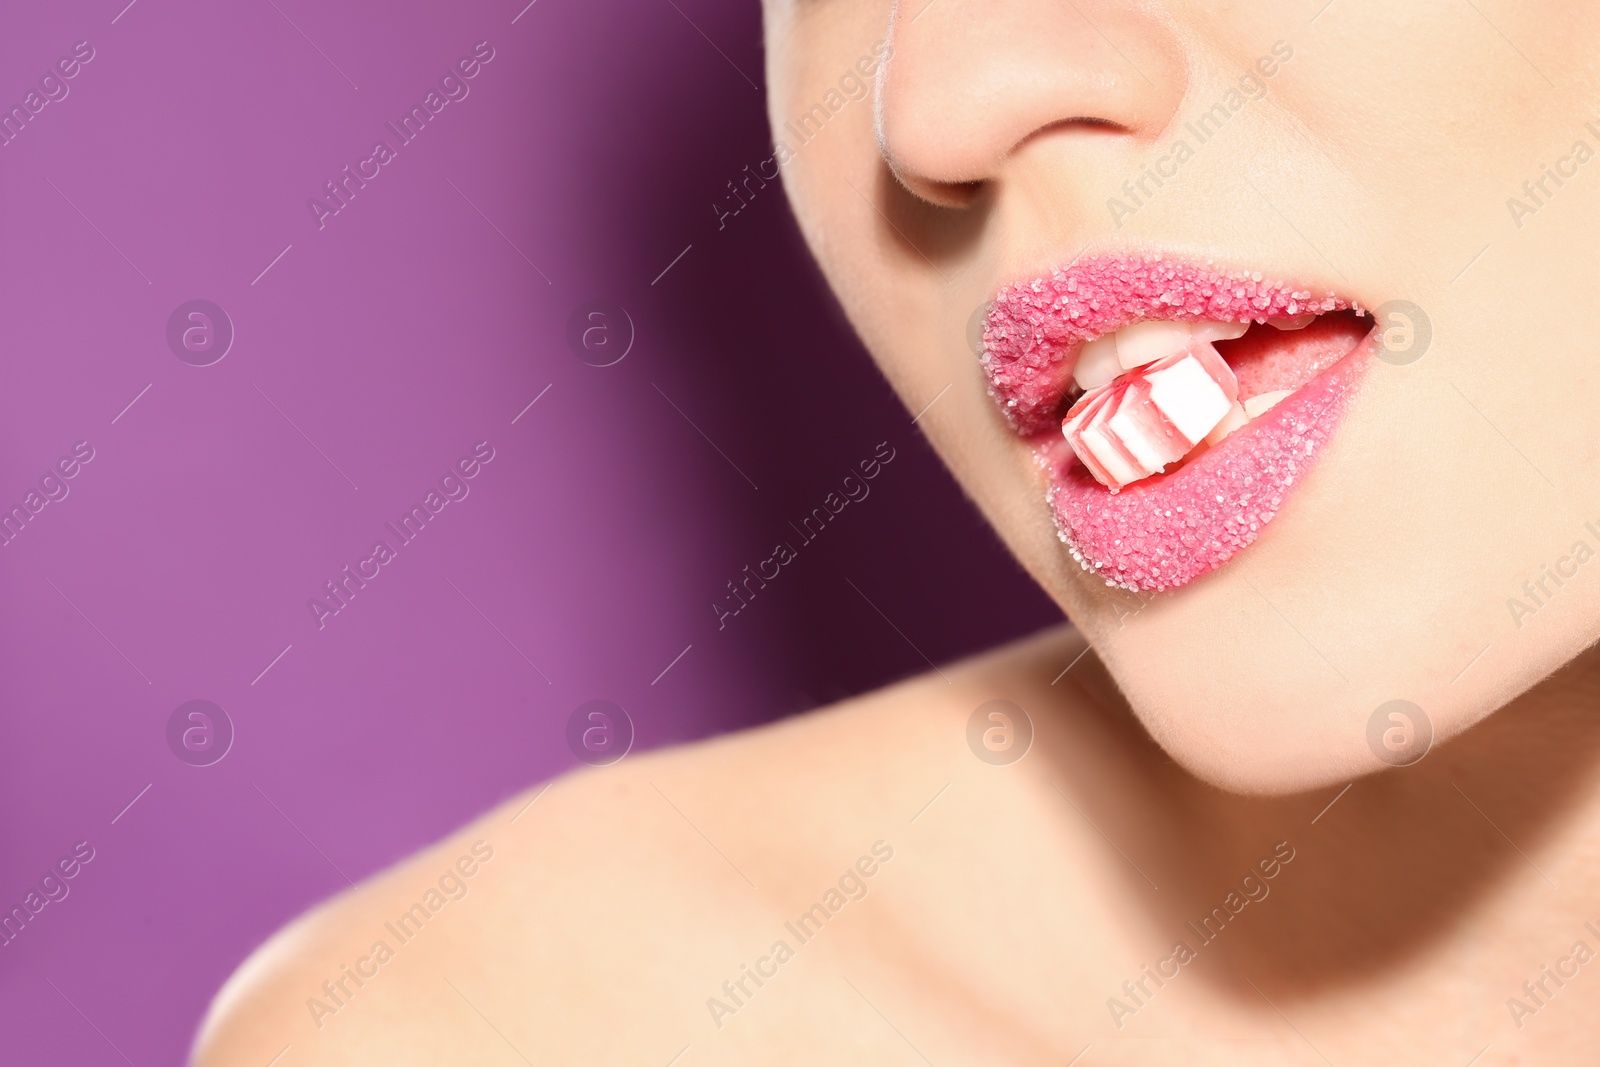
888, 170, 985, 208
884, 116, 1129, 209
876, 0, 1186, 198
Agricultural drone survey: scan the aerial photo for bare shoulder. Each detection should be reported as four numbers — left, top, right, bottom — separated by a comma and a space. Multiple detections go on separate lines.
192, 624, 1086, 1066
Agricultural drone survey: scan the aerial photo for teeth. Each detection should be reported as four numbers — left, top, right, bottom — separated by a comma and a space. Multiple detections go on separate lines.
1062, 343, 1239, 491
1072, 334, 1122, 392
1114, 320, 1194, 370
1059, 315, 1320, 490
1095, 318, 1253, 377
1243, 389, 1293, 418
1203, 400, 1249, 446
1189, 389, 1300, 450
1191, 320, 1251, 344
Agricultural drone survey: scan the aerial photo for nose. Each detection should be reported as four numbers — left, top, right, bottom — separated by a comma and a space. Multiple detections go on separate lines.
876, 0, 1188, 205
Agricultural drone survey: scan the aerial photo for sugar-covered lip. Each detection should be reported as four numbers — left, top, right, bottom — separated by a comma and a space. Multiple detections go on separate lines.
980, 254, 1374, 592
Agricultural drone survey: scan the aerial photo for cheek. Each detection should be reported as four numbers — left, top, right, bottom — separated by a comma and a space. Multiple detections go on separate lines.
770, 12, 1080, 624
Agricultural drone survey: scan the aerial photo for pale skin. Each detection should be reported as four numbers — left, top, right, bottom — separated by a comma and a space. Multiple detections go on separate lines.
195, 632, 1600, 1064
196, 1, 1600, 1062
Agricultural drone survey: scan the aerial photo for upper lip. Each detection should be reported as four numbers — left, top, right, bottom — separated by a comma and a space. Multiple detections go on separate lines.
979, 252, 1362, 435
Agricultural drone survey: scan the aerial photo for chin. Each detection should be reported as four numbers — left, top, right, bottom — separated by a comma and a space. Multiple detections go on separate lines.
1118, 676, 1394, 796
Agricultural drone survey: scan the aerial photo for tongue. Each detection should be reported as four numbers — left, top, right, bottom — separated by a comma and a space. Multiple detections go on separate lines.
1215, 310, 1371, 403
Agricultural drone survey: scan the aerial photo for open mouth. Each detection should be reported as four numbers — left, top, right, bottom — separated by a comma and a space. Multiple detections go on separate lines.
981, 255, 1375, 592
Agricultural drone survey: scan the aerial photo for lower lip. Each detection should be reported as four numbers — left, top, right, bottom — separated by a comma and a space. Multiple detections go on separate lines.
1045, 332, 1375, 592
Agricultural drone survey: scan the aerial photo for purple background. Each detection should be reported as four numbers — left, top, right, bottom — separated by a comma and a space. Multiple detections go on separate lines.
0, 0, 1055, 1060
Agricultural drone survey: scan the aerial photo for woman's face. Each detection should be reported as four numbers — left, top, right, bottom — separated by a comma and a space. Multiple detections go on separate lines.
764, 0, 1600, 792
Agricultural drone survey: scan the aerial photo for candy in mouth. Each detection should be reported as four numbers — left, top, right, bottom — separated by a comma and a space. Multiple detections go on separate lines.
980, 256, 1376, 592
980, 256, 1349, 437
1059, 315, 1324, 491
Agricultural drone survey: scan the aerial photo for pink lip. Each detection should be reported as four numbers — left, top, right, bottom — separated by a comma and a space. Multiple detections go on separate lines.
982, 255, 1373, 592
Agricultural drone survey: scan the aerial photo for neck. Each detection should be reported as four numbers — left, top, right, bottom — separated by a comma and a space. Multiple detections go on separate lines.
1046, 640, 1600, 1005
